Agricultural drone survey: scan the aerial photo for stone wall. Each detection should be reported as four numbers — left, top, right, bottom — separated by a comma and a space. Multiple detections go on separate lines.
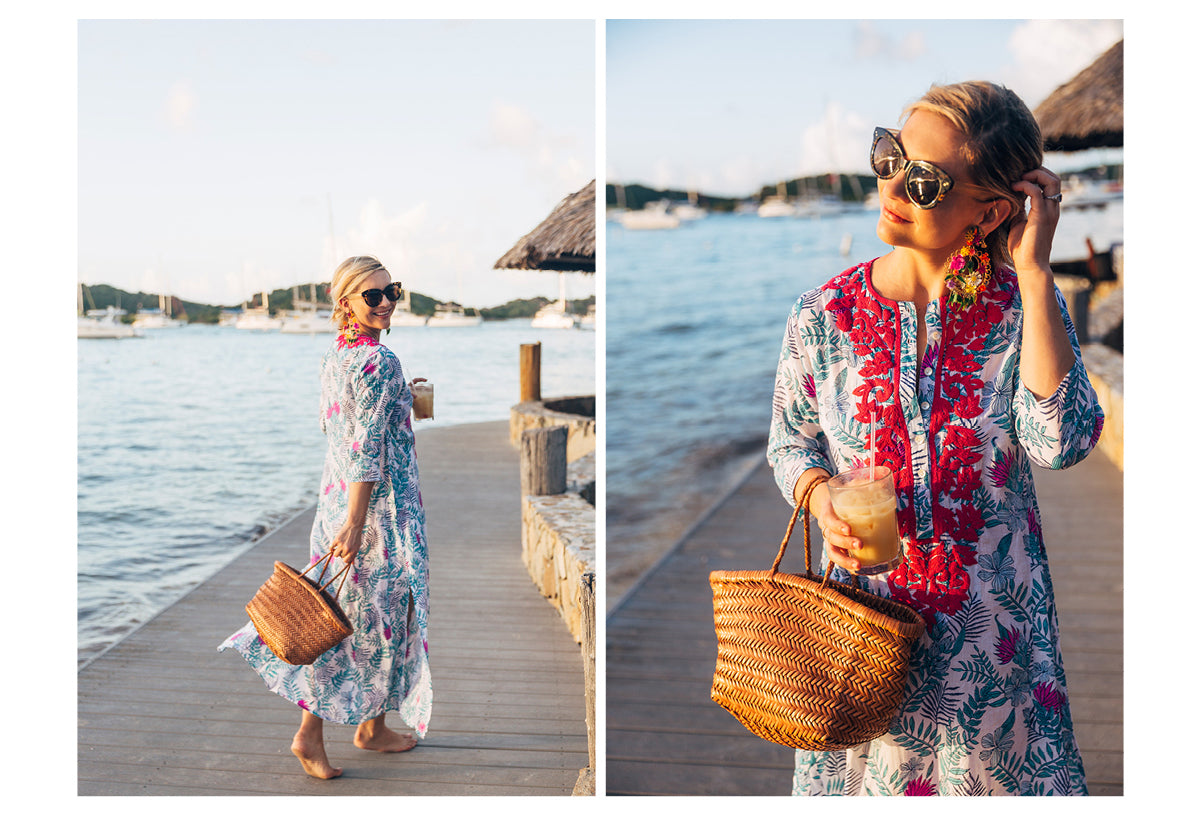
520, 452, 596, 643
510, 397, 596, 463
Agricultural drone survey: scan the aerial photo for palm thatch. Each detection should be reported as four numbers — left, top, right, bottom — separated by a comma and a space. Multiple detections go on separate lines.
1035, 39, 1123, 152
494, 180, 595, 273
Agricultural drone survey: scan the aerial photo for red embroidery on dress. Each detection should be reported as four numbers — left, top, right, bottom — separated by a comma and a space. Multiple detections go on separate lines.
336, 331, 380, 350
824, 262, 1011, 628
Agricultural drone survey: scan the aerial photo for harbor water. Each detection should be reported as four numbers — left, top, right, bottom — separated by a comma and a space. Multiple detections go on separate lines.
77, 320, 594, 666
604, 202, 1123, 611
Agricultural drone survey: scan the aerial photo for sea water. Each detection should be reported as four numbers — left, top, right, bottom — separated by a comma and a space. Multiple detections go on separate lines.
604, 202, 1122, 611
77, 320, 594, 666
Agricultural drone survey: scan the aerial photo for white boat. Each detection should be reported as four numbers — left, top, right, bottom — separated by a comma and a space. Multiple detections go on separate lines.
757, 196, 796, 218
619, 200, 680, 230
531, 272, 580, 329
531, 305, 579, 329
427, 303, 482, 327
79, 307, 141, 339
672, 190, 707, 221
389, 288, 429, 326
132, 294, 185, 328
235, 291, 283, 331
280, 309, 335, 333
758, 180, 796, 218
280, 284, 336, 333
794, 195, 849, 219
580, 304, 596, 330
671, 202, 706, 221
78, 284, 141, 338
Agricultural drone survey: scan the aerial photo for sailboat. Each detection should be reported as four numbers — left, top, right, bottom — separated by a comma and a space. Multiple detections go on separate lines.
671, 189, 707, 221
619, 199, 680, 230
531, 272, 580, 329
427, 269, 482, 327
758, 181, 795, 217
78, 283, 140, 339
280, 283, 336, 334
235, 291, 283, 331
132, 293, 185, 328
427, 302, 482, 327
389, 287, 429, 327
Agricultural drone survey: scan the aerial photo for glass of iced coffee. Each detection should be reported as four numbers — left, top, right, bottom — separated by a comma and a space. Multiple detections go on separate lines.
412, 380, 434, 421
826, 466, 901, 575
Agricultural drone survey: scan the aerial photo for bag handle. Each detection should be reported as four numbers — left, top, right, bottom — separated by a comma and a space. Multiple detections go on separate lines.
769, 474, 849, 589
300, 550, 353, 601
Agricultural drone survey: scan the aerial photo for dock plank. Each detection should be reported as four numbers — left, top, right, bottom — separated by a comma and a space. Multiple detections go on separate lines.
606, 450, 1123, 796
78, 420, 588, 795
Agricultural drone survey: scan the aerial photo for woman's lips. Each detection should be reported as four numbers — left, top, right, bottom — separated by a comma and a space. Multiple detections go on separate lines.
881, 203, 911, 224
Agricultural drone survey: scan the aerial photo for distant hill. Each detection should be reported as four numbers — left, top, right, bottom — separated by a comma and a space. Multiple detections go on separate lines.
77, 283, 594, 325
606, 176, 876, 212
606, 183, 742, 213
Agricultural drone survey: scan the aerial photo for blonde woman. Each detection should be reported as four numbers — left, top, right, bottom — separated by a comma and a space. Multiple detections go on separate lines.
768, 82, 1104, 795
221, 255, 431, 779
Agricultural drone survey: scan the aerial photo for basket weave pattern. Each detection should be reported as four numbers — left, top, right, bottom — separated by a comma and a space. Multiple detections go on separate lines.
710, 477, 925, 750
246, 553, 353, 666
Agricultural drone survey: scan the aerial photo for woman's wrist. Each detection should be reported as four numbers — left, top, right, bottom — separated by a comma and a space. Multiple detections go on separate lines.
792, 467, 832, 506
1013, 261, 1054, 288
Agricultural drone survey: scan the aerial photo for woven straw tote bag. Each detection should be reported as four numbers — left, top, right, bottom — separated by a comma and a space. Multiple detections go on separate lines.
246, 551, 353, 665
710, 477, 925, 750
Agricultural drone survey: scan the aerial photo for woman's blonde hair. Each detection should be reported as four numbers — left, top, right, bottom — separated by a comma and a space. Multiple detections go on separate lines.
329, 255, 389, 327
904, 81, 1042, 268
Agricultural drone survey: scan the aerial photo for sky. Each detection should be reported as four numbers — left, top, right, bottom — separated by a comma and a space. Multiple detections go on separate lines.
77, 19, 596, 308
607, 19, 1124, 198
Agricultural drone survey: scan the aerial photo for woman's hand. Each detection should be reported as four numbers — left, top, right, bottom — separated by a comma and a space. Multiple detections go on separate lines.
332, 519, 364, 564
1007, 167, 1062, 277
808, 480, 863, 572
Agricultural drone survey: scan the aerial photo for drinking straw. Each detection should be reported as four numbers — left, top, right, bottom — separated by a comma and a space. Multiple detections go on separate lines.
870, 408, 876, 479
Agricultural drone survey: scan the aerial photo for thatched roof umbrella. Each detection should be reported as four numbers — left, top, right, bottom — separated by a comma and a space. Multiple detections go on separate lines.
494, 179, 595, 273
1034, 39, 1123, 152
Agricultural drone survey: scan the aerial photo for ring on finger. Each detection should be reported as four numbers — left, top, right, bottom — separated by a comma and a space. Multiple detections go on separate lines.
1043, 191, 1063, 202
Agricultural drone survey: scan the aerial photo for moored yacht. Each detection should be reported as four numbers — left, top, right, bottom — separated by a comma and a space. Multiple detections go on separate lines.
427, 302, 482, 327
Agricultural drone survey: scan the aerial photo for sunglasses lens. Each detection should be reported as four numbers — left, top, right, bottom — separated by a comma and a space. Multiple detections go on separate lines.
362, 290, 382, 306
871, 134, 903, 179
385, 283, 402, 301
906, 164, 943, 208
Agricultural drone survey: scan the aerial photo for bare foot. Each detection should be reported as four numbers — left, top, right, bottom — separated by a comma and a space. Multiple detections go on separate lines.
291, 733, 343, 779
353, 723, 418, 753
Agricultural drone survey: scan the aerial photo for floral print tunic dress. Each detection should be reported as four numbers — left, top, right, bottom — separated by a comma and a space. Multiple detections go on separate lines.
767, 260, 1103, 796
220, 333, 432, 736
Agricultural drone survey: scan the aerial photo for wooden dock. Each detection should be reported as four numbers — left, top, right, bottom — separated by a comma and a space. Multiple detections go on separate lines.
606, 449, 1123, 796
78, 420, 588, 795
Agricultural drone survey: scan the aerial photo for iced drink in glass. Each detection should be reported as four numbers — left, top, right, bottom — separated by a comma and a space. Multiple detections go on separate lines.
826, 466, 901, 575
412, 381, 434, 421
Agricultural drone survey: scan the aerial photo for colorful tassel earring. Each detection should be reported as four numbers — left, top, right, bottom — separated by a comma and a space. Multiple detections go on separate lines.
338, 300, 364, 345
945, 225, 992, 309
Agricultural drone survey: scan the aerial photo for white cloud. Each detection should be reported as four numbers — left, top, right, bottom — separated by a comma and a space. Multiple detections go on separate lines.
797, 102, 873, 177
487, 100, 590, 198
854, 21, 927, 62
337, 199, 429, 283
490, 101, 540, 150
1004, 20, 1123, 107
164, 80, 196, 130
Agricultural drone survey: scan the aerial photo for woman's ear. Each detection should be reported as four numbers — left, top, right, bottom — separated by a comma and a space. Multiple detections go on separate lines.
979, 198, 1014, 237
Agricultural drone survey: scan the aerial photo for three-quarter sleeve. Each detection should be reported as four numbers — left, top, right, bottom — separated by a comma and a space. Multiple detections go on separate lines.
345, 348, 404, 483
1012, 287, 1105, 470
767, 299, 834, 506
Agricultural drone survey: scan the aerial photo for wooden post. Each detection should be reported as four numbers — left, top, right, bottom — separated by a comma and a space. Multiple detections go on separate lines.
520, 425, 567, 496
520, 342, 541, 403
580, 571, 596, 792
